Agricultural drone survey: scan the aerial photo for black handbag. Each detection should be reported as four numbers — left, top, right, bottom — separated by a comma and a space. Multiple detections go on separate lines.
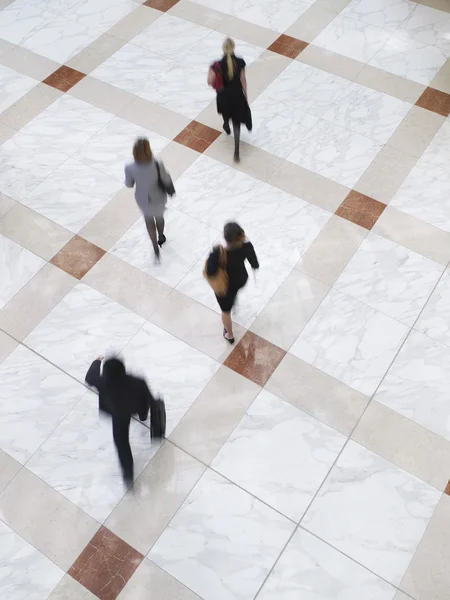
150, 396, 166, 439
155, 161, 175, 196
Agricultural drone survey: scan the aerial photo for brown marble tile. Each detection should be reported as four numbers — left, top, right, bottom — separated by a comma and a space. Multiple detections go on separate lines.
174, 120, 221, 153
50, 236, 105, 279
416, 86, 450, 117
143, 0, 180, 10
335, 191, 386, 231
69, 526, 143, 600
43, 66, 86, 92
445, 480, 450, 496
224, 331, 286, 387
268, 34, 308, 59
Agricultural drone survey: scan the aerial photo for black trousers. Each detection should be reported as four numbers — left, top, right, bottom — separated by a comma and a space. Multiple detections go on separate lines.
112, 416, 133, 483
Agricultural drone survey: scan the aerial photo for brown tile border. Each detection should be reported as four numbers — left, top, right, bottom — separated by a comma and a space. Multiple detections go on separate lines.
43, 65, 86, 92
50, 235, 105, 280
224, 331, 286, 387
416, 87, 450, 117
335, 190, 387, 231
268, 34, 308, 59
143, 0, 180, 10
174, 120, 221, 153
68, 526, 144, 600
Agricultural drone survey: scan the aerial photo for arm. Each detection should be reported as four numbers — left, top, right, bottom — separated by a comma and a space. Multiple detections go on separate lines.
124, 165, 135, 189
158, 160, 175, 196
206, 246, 220, 277
246, 242, 259, 270
207, 66, 216, 87
240, 69, 247, 97
137, 380, 154, 421
85, 359, 102, 390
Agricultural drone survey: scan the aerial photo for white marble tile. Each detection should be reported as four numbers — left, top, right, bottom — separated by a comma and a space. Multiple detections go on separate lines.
22, 13, 103, 63
287, 119, 382, 187
303, 440, 441, 585
420, 119, 450, 171
342, 0, 416, 31
0, 0, 56, 45
24, 0, 82, 12
0, 233, 45, 310
66, 0, 138, 34
24, 282, 145, 381
416, 268, 450, 346
290, 289, 409, 396
376, 329, 450, 441
397, 4, 450, 57
73, 116, 170, 181
27, 394, 159, 522
212, 390, 345, 521
23, 158, 122, 233
335, 232, 444, 326
20, 94, 114, 156
313, 14, 392, 62
258, 528, 397, 600
122, 322, 220, 436
369, 32, 447, 85
262, 62, 351, 118
149, 469, 295, 600
0, 64, 38, 115
237, 183, 331, 267
0, 520, 63, 600
111, 208, 220, 287
0, 345, 85, 464
238, 0, 312, 33
0, 132, 68, 201
323, 82, 412, 144
171, 155, 264, 229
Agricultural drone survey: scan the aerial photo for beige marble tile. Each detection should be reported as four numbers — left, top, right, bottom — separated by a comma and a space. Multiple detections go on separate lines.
0, 38, 15, 58
0, 192, 16, 219
170, 366, 260, 464
297, 214, 367, 286
387, 105, 446, 158
160, 141, 200, 181
0, 121, 16, 144
169, 0, 226, 29
0, 46, 59, 80
150, 290, 245, 362
195, 100, 219, 129
0, 83, 62, 130
314, 0, 352, 10
354, 145, 418, 204
267, 161, 351, 213
119, 96, 190, 140
0, 448, 21, 494
69, 76, 136, 115
0, 468, 99, 570
373, 206, 450, 266
118, 558, 201, 600
285, 6, 337, 43
251, 270, 329, 351
106, 442, 205, 555
0, 204, 73, 260
48, 574, 97, 600
83, 252, 171, 320
216, 15, 279, 48
430, 58, 450, 95
419, 0, 450, 11
0, 263, 76, 341
107, 5, 161, 42
298, 44, 364, 81
355, 64, 426, 104
79, 187, 141, 251
353, 401, 450, 491
245, 49, 291, 103
66, 34, 126, 74
266, 353, 368, 436
0, 330, 18, 364
401, 493, 450, 600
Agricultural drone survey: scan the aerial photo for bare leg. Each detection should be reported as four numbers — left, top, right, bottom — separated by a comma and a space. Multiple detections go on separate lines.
144, 216, 160, 258
155, 216, 166, 246
222, 311, 233, 340
232, 121, 240, 162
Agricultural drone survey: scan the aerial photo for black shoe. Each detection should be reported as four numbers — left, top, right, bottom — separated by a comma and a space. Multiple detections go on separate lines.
223, 122, 231, 135
223, 328, 235, 345
157, 234, 166, 248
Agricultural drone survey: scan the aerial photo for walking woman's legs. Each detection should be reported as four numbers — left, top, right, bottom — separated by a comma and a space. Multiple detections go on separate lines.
144, 216, 160, 258
155, 216, 166, 246
232, 121, 241, 162
222, 311, 233, 340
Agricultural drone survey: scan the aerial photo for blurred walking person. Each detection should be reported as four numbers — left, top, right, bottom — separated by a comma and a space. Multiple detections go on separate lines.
208, 38, 252, 163
204, 222, 259, 344
125, 138, 175, 263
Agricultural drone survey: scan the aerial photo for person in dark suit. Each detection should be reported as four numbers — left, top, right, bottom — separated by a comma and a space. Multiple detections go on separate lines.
85, 356, 154, 485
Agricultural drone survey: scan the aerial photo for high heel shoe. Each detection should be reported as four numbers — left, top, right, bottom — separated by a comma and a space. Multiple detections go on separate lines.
223, 328, 235, 344
223, 122, 231, 135
158, 234, 166, 247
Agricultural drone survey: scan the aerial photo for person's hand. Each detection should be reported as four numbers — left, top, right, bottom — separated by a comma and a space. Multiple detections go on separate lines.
96, 356, 104, 362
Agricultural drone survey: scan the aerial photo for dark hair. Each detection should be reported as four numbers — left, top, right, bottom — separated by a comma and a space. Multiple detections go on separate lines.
133, 138, 152, 163
102, 358, 126, 381
224, 222, 245, 245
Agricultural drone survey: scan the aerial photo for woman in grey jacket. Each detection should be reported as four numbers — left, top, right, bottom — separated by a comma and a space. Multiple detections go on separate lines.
125, 138, 175, 261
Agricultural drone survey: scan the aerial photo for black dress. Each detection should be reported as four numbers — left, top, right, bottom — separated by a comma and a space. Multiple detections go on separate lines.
216, 55, 250, 126
206, 242, 259, 312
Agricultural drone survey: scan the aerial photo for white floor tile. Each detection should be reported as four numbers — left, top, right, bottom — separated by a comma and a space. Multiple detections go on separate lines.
0, 64, 38, 114
342, 0, 417, 32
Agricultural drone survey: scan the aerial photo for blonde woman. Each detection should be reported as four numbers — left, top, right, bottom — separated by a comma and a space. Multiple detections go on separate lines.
208, 38, 251, 163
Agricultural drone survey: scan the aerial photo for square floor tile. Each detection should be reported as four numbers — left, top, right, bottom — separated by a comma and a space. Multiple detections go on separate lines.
69, 526, 143, 600
341, 0, 417, 32
0, 520, 64, 599
375, 329, 450, 442
0, 449, 20, 494
50, 236, 105, 279
27, 395, 158, 522
288, 119, 382, 187
290, 288, 409, 395
0, 345, 85, 463
212, 390, 345, 521
144, 0, 181, 9
335, 191, 386, 230
268, 34, 309, 59
416, 267, 450, 345
420, 118, 450, 169
258, 528, 397, 600
416, 86, 450, 116
65, 0, 138, 34
238, 0, 312, 33
0, 64, 38, 114
335, 232, 444, 325
0, 233, 45, 310
397, 4, 450, 57
24, 282, 144, 381
149, 469, 295, 600
122, 322, 220, 435
0, 0, 56, 45
24, 158, 122, 233
174, 120, 221, 153
303, 440, 441, 585
313, 14, 392, 62
43, 65, 86, 92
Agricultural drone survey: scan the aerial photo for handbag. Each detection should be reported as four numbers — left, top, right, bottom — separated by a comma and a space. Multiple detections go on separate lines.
211, 61, 224, 92
203, 246, 228, 297
155, 161, 175, 196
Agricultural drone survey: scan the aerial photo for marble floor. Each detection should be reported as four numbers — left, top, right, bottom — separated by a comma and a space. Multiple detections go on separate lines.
0, 0, 450, 598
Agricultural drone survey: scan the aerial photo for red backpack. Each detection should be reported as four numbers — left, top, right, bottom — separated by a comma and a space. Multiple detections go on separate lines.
211, 61, 224, 91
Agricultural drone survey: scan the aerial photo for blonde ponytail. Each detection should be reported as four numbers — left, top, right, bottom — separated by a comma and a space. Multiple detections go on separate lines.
222, 37, 235, 79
